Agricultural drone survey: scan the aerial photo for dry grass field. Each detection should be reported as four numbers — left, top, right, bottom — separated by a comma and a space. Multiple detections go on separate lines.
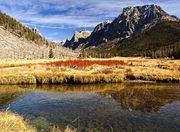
0, 57, 179, 84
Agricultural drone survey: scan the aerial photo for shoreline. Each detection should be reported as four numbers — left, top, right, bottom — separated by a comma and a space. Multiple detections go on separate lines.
0, 73, 179, 85
0, 78, 178, 85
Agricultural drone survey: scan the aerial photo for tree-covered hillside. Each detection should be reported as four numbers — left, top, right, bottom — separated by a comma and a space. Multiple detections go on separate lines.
117, 21, 180, 58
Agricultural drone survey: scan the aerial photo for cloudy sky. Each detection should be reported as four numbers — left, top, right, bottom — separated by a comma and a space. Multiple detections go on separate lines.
0, 0, 179, 41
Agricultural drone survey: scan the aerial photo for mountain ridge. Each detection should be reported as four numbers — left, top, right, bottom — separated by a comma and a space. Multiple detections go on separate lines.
64, 4, 180, 58
64, 4, 179, 50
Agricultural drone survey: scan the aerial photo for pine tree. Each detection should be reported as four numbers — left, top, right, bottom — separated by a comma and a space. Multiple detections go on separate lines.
49, 48, 54, 59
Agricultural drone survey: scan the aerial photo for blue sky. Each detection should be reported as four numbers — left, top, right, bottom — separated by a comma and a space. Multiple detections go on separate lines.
0, 0, 179, 41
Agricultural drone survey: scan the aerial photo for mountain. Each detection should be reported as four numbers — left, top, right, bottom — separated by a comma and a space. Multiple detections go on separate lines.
83, 21, 180, 58
86, 4, 177, 46
84, 21, 112, 48
64, 4, 180, 58
0, 11, 78, 59
64, 29, 91, 50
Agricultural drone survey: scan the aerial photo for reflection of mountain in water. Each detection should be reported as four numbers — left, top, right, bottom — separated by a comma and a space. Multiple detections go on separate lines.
0, 83, 180, 113
100, 83, 180, 112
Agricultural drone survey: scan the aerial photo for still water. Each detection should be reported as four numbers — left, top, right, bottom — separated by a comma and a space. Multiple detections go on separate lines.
0, 83, 180, 132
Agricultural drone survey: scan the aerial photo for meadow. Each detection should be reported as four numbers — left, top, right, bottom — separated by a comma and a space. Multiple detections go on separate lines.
0, 57, 179, 85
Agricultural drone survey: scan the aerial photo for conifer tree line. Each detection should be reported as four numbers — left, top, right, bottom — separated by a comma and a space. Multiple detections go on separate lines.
80, 42, 180, 59
140, 43, 180, 59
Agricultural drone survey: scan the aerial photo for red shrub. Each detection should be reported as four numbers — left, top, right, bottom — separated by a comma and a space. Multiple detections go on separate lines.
45, 59, 128, 68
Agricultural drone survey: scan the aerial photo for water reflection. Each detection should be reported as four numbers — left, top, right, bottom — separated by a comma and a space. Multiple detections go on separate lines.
0, 85, 29, 108
0, 83, 179, 131
100, 83, 180, 112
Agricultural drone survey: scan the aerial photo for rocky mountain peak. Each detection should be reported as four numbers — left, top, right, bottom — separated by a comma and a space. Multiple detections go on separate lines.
108, 4, 178, 40
64, 5, 179, 50
119, 4, 177, 23
92, 20, 112, 33
72, 29, 91, 42
64, 29, 92, 49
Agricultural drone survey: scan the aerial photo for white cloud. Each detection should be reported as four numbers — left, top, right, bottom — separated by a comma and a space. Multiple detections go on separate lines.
0, 0, 179, 29
17, 14, 102, 28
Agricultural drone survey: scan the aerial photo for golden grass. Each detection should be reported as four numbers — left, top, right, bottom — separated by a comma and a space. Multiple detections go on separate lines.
0, 111, 77, 132
0, 64, 125, 84
0, 57, 179, 84
126, 58, 180, 82
0, 111, 36, 132
34, 71, 125, 84
127, 67, 180, 82
0, 74, 36, 85
0, 59, 52, 68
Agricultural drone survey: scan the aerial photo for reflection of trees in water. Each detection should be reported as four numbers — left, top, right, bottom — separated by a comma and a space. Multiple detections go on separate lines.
100, 83, 180, 112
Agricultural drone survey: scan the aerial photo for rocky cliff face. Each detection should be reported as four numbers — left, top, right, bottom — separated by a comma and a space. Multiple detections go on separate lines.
73, 29, 92, 42
65, 4, 179, 50
84, 21, 112, 48
64, 29, 91, 50
106, 4, 178, 40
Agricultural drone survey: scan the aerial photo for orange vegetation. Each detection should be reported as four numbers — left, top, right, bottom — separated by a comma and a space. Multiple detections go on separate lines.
45, 59, 128, 68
